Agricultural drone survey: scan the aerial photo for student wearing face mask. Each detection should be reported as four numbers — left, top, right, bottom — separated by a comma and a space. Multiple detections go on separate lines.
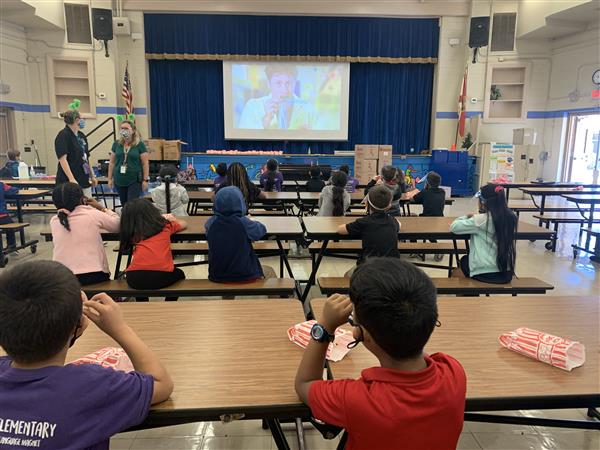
108, 120, 149, 206
54, 109, 97, 196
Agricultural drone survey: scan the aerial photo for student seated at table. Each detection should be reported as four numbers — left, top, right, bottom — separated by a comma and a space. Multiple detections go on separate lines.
217, 162, 265, 209
450, 183, 517, 284
0, 260, 174, 449
0, 180, 18, 252
318, 170, 350, 217
411, 171, 445, 217
295, 258, 466, 450
120, 198, 187, 300
51, 182, 120, 285
213, 162, 227, 189
206, 186, 276, 283
364, 165, 403, 216
0, 149, 21, 178
339, 165, 359, 193
260, 159, 283, 192
151, 165, 189, 216
306, 166, 326, 192
338, 185, 399, 276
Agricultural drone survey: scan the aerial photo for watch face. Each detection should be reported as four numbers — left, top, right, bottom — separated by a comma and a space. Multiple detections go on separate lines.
311, 325, 324, 340
593, 69, 600, 85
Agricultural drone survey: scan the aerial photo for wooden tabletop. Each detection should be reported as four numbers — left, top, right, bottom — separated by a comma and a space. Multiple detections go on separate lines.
562, 195, 600, 205
497, 181, 600, 189
311, 296, 599, 408
302, 216, 554, 240
64, 300, 307, 417
185, 191, 300, 202
299, 192, 365, 204
10, 188, 52, 198
0, 178, 56, 187
520, 187, 600, 196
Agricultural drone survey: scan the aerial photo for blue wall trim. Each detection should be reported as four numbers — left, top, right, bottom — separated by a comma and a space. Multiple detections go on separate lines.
0, 101, 146, 115
0, 101, 50, 112
437, 106, 599, 120
435, 111, 482, 119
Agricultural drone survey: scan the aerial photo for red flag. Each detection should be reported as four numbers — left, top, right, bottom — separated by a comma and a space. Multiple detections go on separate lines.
456, 67, 468, 144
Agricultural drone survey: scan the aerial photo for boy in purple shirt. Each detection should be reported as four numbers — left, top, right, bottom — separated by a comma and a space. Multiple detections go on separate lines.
213, 162, 227, 189
260, 159, 284, 192
0, 260, 174, 449
339, 165, 359, 193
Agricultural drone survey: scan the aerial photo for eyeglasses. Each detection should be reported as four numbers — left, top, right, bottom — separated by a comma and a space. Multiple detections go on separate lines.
346, 314, 363, 349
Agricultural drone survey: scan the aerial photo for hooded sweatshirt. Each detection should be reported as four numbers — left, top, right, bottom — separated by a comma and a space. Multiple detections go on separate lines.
205, 186, 267, 282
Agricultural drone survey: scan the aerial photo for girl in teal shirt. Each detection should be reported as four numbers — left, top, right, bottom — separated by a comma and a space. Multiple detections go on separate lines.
450, 183, 517, 284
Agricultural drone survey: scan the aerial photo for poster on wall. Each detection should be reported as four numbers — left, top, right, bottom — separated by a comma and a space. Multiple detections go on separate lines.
488, 143, 515, 183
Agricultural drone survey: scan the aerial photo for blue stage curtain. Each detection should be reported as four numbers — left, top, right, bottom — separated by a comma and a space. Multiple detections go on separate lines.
144, 15, 438, 62
149, 60, 433, 154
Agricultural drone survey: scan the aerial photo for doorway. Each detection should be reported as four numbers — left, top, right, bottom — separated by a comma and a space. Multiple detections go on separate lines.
563, 112, 600, 184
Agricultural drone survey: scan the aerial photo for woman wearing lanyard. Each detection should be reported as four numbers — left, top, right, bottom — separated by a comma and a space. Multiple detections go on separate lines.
108, 120, 149, 205
54, 108, 97, 196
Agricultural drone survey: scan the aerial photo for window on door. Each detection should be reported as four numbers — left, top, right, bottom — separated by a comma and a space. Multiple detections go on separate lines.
563, 112, 600, 184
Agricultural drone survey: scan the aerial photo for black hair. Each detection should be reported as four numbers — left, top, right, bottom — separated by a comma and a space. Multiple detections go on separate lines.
60, 110, 80, 125
52, 182, 85, 231
120, 198, 169, 252
216, 162, 227, 177
349, 258, 438, 359
265, 159, 279, 192
159, 165, 179, 214
330, 170, 348, 216
227, 162, 255, 207
426, 171, 441, 188
7, 149, 20, 161
0, 260, 82, 364
366, 184, 392, 213
381, 165, 397, 182
479, 183, 517, 275
395, 168, 407, 193
339, 165, 350, 175
309, 166, 321, 178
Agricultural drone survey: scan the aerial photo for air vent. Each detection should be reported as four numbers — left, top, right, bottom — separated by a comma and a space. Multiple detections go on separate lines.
491, 12, 517, 52
64, 3, 92, 44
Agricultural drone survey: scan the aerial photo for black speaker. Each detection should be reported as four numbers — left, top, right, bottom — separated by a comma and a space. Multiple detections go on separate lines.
469, 16, 490, 48
92, 8, 113, 41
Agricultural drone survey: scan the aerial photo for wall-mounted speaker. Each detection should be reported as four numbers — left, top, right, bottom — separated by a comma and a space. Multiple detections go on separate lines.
92, 8, 113, 41
469, 16, 490, 48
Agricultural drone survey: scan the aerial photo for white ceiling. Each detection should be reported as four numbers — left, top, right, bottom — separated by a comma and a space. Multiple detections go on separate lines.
519, 1, 600, 40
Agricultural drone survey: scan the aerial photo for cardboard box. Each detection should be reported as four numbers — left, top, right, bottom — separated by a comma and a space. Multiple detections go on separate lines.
355, 144, 380, 160
513, 128, 537, 145
162, 140, 183, 161
144, 139, 164, 161
354, 159, 378, 184
378, 145, 393, 170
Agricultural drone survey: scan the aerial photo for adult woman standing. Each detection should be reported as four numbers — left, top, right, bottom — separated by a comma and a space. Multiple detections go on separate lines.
54, 107, 97, 196
108, 119, 149, 205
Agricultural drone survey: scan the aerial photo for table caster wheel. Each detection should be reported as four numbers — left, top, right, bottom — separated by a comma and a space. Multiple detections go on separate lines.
30, 245, 37, 254
573, 250, 578, 258
545, 242, 553, 250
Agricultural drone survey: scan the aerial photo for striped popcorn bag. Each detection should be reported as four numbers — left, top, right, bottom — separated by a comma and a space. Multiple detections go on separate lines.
70, 347, 134, 372
499, 328, 585, 371
288, 320, 355, 362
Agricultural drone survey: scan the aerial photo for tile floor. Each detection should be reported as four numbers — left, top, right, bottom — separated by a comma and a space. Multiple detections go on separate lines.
2, 198, 598, 449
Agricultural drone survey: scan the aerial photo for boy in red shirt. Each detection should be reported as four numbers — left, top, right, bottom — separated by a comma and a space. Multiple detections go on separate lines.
295, 258, 466, 450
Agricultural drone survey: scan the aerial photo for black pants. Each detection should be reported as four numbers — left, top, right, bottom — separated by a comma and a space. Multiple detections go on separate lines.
460, 255, 512, 284
116, 182, 142, 206
126, 268, 185, 301
77, 271, 110, 286
0, 215, 16, 248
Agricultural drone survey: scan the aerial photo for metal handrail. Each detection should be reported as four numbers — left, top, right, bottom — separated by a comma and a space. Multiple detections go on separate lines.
85, 117, 116, 153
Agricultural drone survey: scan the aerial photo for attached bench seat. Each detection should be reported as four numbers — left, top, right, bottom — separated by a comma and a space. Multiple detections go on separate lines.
317, 276, 554, 296
532, 214, 600, 252
8, 205, 56, 213
112, 241, 289, 255
0, 222, 30, 231
83, 278, 297, 297
308, 241, 467, 254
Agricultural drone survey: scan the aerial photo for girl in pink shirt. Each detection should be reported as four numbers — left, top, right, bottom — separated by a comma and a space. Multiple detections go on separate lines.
51, 182, 120, 285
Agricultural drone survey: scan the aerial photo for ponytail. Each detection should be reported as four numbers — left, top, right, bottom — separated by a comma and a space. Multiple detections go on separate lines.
159, 165, 179, 214
164, 175, 172, 213
330, 171, 348, 217
52, 183, 85, 232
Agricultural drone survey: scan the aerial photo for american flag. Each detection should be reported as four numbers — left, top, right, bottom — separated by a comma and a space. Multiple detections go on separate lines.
122, 63, 133, 115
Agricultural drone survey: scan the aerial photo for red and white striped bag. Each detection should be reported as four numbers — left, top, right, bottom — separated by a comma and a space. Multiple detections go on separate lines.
288, 320, 355, 362
498, 328, 585, 371
70, 347, 134, 372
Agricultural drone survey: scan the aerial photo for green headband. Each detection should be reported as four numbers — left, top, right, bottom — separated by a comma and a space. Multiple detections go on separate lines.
117, 113, 136, 123
68, 98, 81, 111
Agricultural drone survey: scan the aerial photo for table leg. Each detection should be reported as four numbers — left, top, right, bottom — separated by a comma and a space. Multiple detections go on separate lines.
114, 249, 123, 280
266, 419, 291, 450
295, 418, 306, 450
301, 239, 329, 303
538, 195, 546, 227
16, 199, 23, 223
505, 187, 511, 202
588, 205, 598, 262
276, 239, 302, 299
99, 183, 108, 209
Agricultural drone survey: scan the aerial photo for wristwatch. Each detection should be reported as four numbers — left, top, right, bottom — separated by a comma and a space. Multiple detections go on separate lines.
310, 324, 335, 343
143, 178, 150, 182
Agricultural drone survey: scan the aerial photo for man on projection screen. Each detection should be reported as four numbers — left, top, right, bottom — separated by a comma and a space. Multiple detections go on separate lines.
238, 64, 317, 130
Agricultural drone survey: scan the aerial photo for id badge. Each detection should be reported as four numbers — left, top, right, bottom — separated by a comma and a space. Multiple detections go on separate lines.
120, 165, 127, 174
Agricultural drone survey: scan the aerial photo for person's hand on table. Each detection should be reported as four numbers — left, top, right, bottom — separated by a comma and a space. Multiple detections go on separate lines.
83, 293, 129, 338
162, 213, 177, 221
107, 179, 114, 190
467, 213, 474, 218
322, 294, 353, 333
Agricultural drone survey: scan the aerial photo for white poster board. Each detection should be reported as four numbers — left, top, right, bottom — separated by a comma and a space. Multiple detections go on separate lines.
488, 143, 515, 183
